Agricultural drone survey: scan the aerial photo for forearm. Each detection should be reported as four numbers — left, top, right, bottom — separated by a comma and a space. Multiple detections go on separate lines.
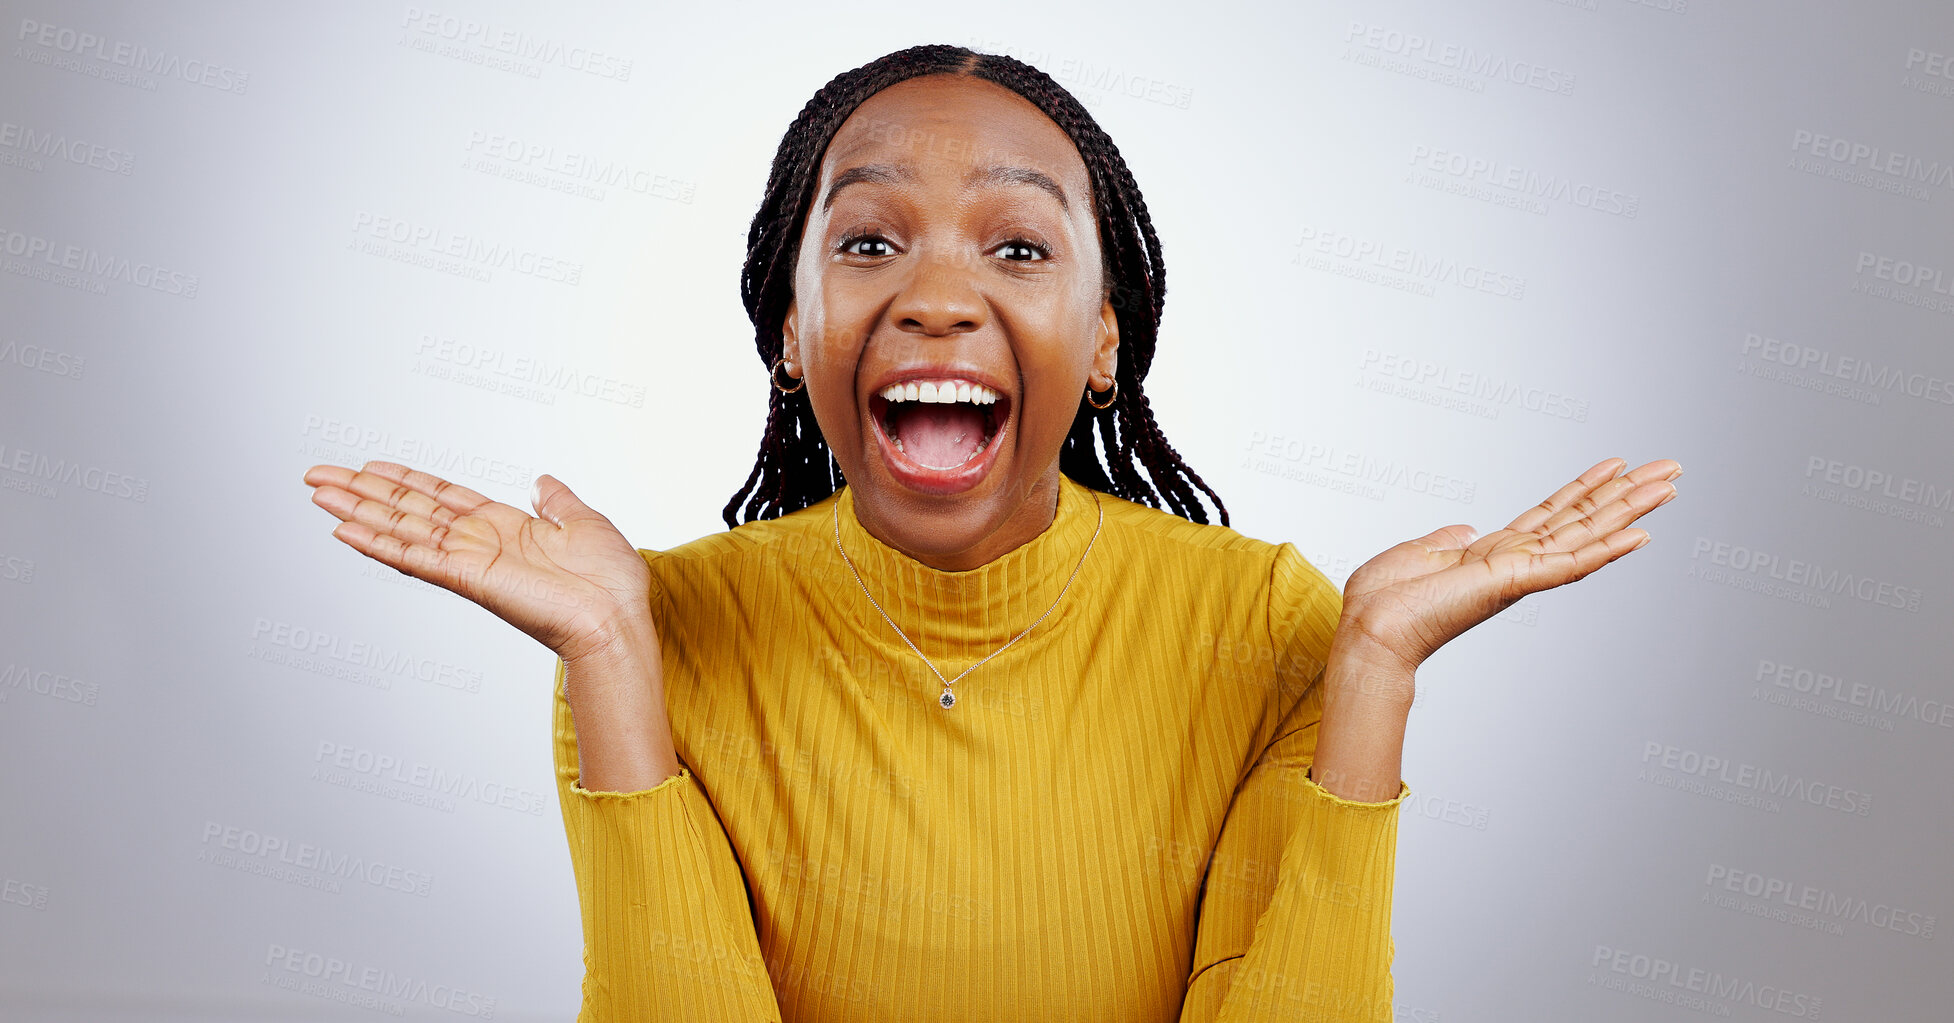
550, 662, 783, 1020
1191, 649, 1408, 1022
561, 615, 682, 792
1307, 627, 1415, 803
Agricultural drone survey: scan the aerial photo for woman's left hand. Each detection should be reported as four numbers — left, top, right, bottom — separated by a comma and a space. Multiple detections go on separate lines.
1336, 456, 1682, 675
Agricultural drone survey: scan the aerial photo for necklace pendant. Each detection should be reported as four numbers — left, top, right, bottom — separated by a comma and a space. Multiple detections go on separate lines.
835, 495, 1102, 719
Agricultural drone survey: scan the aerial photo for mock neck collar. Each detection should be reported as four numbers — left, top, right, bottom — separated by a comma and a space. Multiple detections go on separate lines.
822, 474, 1106, 662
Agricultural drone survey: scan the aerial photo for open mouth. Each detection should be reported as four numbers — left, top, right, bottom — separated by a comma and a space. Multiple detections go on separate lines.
867, 378, 1011, 490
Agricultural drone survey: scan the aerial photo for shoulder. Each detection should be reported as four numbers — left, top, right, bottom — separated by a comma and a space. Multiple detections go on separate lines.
1089, 483, 1342, 705
632, 495, 838, 593
1094, 485, 1273, 558
1090, 483, 1334, 597
1090, 482, 1342, 650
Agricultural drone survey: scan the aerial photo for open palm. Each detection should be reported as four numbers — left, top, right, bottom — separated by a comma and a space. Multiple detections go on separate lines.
302, 461, 650, 663
1340, 456, 1682, 671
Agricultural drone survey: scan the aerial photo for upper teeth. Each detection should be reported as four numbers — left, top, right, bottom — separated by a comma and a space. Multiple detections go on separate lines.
878, 380, 999, 404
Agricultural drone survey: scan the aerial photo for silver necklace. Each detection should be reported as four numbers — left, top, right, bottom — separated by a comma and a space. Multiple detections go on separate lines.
832, 490, 1103, 709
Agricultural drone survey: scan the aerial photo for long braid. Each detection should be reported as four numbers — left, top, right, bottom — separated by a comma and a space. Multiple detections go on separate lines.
1035, 78, 1228, 526
724, 43, 1229, 529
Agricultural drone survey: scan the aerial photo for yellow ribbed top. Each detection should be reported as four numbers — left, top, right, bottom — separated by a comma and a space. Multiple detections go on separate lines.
552, 473, 1409, 1022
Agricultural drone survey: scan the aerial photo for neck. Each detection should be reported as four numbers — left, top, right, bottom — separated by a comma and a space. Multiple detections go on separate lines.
829, 471, 1103, 657
850, 466, 1065, 572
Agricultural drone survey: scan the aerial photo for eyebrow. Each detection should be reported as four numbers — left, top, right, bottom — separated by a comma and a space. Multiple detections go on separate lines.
820, 162, 1071, 214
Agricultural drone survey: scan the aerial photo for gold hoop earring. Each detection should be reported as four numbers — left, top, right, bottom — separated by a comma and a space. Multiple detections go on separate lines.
770, 356, 804, 394
1086, 379, 1117, 410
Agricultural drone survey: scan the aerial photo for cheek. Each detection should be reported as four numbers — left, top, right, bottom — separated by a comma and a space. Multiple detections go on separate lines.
798, 321, 867, 445
1021, 366, 1088, 445
805, 322, 869, 394
800, 291, 876, 369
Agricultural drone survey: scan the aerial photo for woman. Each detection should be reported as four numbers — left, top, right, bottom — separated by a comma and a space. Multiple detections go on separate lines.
303, 44, 1679, 1022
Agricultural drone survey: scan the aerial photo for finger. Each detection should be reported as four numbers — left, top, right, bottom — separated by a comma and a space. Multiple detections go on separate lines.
1539, 480, 1675, 554
328, 517, 455, 586
1408, 523, 1479, 553
302, 463, 356, 488
359, 460, 495, 518
1515, 527, 1651, 593
1505, 457, 1625, 535
1537, 459, 1680, 535
532, 474, 620, 532
358, 460, 537, 537
334, 466, 459, 530
312, 483, 451, 550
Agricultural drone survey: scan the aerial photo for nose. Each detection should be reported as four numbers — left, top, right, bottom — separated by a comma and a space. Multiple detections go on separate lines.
890, 245, 985, 337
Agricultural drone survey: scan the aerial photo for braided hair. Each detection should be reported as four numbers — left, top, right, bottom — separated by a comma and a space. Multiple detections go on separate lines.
723, 43, 1229, 529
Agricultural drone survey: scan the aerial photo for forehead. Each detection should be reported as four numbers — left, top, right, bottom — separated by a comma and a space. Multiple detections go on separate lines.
820, 75, 1090, 200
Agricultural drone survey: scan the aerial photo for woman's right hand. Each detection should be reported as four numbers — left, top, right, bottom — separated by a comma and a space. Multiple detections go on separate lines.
302, 461, 653, 665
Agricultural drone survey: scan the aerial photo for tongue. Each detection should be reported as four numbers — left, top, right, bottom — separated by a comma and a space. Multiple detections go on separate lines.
898, 404, 987, 468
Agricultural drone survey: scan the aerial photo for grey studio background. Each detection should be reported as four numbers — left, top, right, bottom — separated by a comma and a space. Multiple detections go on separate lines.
3, 1, 1950, 1020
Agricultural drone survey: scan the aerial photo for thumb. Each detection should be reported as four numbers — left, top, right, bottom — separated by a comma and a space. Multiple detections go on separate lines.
531, 474, 601, 528
1411, 523, 1478, 551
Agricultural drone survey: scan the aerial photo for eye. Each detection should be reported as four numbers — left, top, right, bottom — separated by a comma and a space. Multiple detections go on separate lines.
994, 237, 1050, 262
837, 232, 895, 258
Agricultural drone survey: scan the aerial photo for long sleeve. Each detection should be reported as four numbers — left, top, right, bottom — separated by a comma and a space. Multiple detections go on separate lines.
552, 655, 784, 1021
1180, 545, 1409, 1023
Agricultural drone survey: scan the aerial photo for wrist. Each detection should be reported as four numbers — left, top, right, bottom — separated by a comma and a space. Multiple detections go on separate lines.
561, 616, 679, 792
560, 601, 658, 670
1324, 618, 1419, 709
561, 615, 662, 710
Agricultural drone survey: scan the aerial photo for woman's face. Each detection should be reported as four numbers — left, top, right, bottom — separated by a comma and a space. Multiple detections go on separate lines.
782, 73, 1118, 572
